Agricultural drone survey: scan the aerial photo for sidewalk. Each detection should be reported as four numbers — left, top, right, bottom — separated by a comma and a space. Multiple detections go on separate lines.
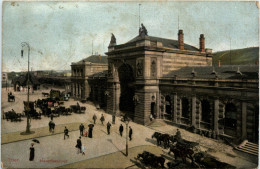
59, 145, 163, 168
2, 122, 83, 144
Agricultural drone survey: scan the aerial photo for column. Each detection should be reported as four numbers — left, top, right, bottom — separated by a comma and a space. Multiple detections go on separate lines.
242, 102, 247, 139
79, 84, 81, 99
114, 82, 120, 115
173, 93, 177, 123
214, 98, 219, 134
192, 96, 196, 127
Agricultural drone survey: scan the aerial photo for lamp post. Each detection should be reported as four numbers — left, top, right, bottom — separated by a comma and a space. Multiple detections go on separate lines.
122, 115, 130, 156
21, 42, 33, 134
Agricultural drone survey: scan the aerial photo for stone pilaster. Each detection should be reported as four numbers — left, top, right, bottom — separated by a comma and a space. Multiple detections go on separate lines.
114, 82, 120, 115
173, 93, 177, 123
241, 102, 247, 140
192, 96, 196, 127
214, 98, 219, 135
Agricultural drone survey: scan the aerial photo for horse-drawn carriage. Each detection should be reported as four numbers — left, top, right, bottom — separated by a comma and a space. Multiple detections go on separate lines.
70, 104, 86, 114
3, 110, 22, 122
8, 93, 15, 102
24, 101, 41, 119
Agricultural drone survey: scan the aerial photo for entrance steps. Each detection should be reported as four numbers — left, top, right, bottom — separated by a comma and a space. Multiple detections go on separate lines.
235, 140, 259, 156
147, 119, 167, 127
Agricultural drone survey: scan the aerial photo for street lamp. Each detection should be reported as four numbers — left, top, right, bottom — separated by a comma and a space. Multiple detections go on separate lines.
122, 115, 130, 156
20, 42, 34, 135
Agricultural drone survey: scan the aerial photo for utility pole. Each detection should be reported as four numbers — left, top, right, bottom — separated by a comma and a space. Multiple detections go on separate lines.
21, 42, 33, 134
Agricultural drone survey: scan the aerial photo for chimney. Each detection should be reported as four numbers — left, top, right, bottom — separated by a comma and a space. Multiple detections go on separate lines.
178, 30, 184, 50
200, 34, 205, 52
218, 60, 221, 67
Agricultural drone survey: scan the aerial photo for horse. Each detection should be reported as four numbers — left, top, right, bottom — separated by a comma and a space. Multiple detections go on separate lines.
152, 132, 162, 146
137, 151, 165, 168
168, 143, 194, 163
152, 132, 170, 148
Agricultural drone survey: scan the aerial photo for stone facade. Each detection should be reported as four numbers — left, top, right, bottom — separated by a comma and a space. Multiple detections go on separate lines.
71, 55, 107, 100
72, 31, 259, 143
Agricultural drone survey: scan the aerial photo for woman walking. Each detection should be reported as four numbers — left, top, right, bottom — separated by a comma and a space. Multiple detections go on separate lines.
29, 143, 35, 161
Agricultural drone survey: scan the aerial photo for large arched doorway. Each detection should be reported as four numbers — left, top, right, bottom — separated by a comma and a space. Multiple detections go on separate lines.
224, 102, 237, 137
118, 64, 135, 117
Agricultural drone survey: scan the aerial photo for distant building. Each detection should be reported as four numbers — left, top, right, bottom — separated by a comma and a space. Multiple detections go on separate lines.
2, 72, 8, 88
12, 72, 40, 91
71, 54, 108, 100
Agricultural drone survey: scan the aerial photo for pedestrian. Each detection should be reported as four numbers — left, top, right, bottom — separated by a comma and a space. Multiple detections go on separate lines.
107, 121, 111, 135
119, 124, 124, 137
29, 143, 35, 161
52, 121, 55, 133
76, 137, 82, 154
48, 121, 52, 133
81, 145, 85, 155
100, 114, 105, 125
84, 130, 88, 137
150, 114, 153, 121
93, 114, 97, 124
79, 123, 85, 136
88, 125, 93, 138
129, 126, 133, 141
64, 126, 69, 140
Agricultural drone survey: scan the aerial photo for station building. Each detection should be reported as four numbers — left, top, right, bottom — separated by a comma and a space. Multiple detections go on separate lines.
72, 28, 259, 143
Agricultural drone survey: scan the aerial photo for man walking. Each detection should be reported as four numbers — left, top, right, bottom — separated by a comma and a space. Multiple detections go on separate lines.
48, 121, 52, 133
64, 126, 69, 140
76, 137, 82, 154
79, 123, 85, 136
100, 114, 105, 125
107, 121, 111, 135
129, 126, 133, 141
93, 114, 97, 124
119, 124, 124, 137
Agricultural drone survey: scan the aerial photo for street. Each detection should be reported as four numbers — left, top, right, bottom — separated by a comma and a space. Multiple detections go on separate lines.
1, 88, 258, 168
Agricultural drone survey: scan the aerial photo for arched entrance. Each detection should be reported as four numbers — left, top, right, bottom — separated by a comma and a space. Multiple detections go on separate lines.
118, 64, 135, 117
165, 95, 172, 120
224, 102, 237, 137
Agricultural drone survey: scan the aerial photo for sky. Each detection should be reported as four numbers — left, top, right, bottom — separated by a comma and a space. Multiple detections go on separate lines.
2, 1, 259, 72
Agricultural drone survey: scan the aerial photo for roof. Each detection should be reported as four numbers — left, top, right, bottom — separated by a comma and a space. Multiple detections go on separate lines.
164, 65, 259, 80
12, 72, 40, 85
89, 70, 108, 78
75, 55, 108, 64
124, 35, 200, 52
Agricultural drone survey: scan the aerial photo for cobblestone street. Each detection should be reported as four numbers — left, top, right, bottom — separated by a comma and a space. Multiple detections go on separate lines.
1, 88, 258, 168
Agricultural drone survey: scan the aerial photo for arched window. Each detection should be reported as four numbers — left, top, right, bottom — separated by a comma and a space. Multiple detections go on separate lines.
201, 100, 211, 123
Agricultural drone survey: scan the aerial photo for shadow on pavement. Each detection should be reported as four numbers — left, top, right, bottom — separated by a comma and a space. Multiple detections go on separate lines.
107, 139, 126, 156
129, 158, 146, 169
